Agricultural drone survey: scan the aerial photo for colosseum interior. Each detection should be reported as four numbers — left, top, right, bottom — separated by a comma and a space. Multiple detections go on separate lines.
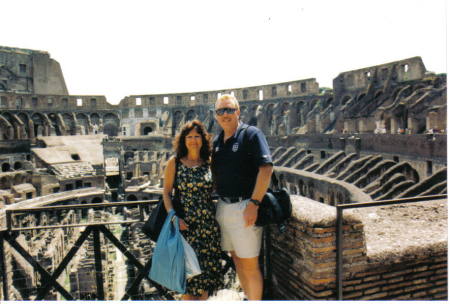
0, 45, 447, 300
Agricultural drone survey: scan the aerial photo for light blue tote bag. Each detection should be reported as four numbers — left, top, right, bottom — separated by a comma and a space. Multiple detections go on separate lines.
149, 210, 186, 293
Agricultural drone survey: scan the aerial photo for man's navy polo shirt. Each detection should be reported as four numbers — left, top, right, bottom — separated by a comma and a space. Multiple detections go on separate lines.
212, 122, 272, 198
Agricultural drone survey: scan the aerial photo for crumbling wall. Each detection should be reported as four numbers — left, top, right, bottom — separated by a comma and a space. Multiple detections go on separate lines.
268, 195, 447, 300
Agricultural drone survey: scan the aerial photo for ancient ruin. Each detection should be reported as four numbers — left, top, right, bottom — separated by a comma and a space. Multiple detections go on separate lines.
0, 46, 447, 300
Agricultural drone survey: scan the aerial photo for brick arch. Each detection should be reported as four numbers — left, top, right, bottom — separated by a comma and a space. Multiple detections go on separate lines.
340, 95, 352, 106
17, 112, 29, 124
186, 109, 196, 122
31, 113, 45, 137
2, 112, 13, 124
127, 194, 138, 201
173, 110, 184, 126
91, 197, 103, 204
103, 113, 120, 136
295, 100, 307, 126
90, 113, 101, 125
14, 173, 23, 185
13, 161, 22, 170
1, 175, 10, 188
62, 113, 75, 134
374, 90, 384, 99
47, 112, 61, 135
309, 99, 319, 111
76, 113, 89, 134
357, 92, 366, 101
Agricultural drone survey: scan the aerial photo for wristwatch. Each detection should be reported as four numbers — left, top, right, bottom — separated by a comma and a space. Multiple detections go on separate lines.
250, 199, 261, 206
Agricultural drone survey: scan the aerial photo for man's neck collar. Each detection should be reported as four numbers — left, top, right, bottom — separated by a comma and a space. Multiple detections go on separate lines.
221, 121, 243, 139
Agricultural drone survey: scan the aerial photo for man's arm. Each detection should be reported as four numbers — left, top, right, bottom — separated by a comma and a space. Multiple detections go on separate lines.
243, 163, 273, 227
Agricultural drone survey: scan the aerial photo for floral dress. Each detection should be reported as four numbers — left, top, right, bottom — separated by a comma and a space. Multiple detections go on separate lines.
177, 160, 223, 296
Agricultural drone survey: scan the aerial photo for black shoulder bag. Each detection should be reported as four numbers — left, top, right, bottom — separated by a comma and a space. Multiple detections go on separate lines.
241, 125, 292, 233
142, 157, 182, 242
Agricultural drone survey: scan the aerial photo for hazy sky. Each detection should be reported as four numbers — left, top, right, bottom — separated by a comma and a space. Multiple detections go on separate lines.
1, 0, 447, 104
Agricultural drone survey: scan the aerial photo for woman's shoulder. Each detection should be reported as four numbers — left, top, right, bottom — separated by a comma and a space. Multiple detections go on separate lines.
167, 155, 178, 167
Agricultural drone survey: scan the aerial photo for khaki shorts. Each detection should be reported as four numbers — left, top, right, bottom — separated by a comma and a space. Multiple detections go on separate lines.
215, 198, 263, 259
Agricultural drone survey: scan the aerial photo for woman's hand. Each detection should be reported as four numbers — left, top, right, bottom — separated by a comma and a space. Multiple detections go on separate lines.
178, 218, 189, 231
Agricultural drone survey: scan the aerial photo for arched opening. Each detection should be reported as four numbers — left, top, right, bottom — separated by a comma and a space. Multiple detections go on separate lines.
327, 188, 335, 206
340, 95, 352, 106
307, 181, 315, 200
309, 99, 319, 111
76, 113, 89, 135
13, 162, 22, 170
92, 197, 103, 204
298, 180, 306, 196
186, 110, 196, 122
104, 124, 118, 137
90, 113, 100, 125
289, 183, 297, 195
103, 113, 120, 136
2, 162, 10, 172
143, 126, 153, 135
127, 194, 138, 201
31, 113, 44, 137
62, 113, 75, 135
18, 113, 29, 137
296, 101, 306, 126
374, 90, 384, 99
48, 113, 61, 136
336, 192, 344, 205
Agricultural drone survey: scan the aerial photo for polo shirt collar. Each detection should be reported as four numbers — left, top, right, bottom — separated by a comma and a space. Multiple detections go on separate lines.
218, 121, 244, 142
233, 121, 244, 139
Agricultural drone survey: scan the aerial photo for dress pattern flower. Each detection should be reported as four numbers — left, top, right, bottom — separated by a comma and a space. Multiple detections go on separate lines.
177, 160, 223, 296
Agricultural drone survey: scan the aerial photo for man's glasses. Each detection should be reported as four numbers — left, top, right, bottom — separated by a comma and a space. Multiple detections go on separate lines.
215, 108, 237, 116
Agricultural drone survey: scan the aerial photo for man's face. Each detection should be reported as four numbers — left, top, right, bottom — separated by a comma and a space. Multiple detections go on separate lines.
215, 98, 240, 132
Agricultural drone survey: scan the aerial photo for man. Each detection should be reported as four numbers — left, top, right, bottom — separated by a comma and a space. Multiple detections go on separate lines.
212, 94, 273, 301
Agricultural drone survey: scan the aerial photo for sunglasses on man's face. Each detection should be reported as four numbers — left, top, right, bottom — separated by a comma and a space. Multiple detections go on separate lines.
215, 107, 237, 116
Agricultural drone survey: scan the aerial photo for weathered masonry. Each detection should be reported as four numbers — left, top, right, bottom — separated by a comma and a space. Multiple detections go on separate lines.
0, 45, 447, 301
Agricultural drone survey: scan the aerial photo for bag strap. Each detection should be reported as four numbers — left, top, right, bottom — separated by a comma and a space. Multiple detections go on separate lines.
173, 157, 180, 208
243, 125, 279, 190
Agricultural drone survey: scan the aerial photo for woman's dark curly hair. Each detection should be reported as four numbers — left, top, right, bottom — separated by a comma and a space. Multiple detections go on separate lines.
173, 119, 212, 160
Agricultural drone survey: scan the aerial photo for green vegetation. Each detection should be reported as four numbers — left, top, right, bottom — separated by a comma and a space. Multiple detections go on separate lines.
319, 87, 332, 95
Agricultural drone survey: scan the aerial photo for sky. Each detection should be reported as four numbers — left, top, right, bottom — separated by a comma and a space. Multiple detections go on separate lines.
1, 0, 447, 105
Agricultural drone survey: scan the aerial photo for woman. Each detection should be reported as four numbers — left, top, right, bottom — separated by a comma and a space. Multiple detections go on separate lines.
162, 119, 223, 300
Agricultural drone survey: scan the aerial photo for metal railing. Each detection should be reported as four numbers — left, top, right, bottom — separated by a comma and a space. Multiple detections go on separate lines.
336, 194, 447, 300
0, 199, 238, 301
0, 199, 167, 301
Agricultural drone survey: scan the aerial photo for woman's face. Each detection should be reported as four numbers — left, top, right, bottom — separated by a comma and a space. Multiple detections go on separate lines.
185, 128, 203, 153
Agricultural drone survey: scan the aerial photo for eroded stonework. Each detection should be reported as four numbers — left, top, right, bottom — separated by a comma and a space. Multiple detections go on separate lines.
0, 46, 447, 300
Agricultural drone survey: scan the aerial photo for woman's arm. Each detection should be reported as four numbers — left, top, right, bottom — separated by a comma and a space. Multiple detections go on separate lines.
210, 156, 217, 194
162, 156, 189, 230
162, 156, 176, 212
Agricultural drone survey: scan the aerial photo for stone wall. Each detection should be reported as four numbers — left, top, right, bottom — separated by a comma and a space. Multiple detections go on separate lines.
267, 195, 447, 300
